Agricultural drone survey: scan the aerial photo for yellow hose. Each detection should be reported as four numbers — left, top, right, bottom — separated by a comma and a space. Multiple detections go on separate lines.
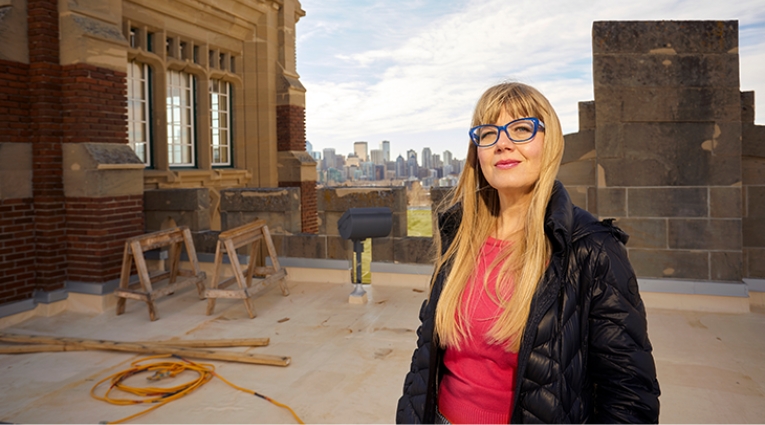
91, 354, 304, 424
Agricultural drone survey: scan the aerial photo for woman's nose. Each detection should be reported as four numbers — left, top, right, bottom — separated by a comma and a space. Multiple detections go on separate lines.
496, 129, 515, 150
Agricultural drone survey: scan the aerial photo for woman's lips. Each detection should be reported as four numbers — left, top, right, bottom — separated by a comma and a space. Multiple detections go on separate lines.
495, 159, 520, 169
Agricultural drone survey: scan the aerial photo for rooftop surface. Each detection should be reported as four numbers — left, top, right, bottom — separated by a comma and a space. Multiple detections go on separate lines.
1, 279, 764, 424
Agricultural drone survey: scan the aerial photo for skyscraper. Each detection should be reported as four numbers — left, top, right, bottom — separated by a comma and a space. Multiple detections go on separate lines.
421, 147, 432, 170
370, 149, 384, 165
323, 148, 336, 170
381, 140, 390, 163
353, 141, 368, 162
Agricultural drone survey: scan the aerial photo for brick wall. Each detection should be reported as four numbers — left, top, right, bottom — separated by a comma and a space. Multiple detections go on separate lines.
66, 195, 144, 282
0, 60, 30, 143
279, 181, 318, 234
0, 199, 36, 303
28, 0, 67, 293
62, 64, 127, 144
276, 104, 306, 151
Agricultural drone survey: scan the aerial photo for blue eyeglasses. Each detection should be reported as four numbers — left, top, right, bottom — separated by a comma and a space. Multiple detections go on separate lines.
469, 117, 545, 147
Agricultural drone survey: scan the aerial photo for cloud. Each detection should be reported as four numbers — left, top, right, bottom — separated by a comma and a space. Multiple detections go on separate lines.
299, 0, 765, 158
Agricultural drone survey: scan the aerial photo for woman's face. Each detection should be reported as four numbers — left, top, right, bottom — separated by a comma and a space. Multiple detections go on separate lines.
477, 108, 545, 200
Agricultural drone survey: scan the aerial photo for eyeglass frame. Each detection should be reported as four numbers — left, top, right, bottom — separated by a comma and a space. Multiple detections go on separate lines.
469, 117, 545, 147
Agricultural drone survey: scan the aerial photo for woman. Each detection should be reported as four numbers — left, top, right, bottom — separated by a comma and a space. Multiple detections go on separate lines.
396, 82, 660, 424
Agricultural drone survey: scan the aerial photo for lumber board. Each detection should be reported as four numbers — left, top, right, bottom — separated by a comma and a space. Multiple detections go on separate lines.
0, 338, 270, 353
0, 334, 288, 366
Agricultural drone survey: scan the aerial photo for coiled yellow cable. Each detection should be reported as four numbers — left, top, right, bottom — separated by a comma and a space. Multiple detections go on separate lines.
91, 354, 304, 424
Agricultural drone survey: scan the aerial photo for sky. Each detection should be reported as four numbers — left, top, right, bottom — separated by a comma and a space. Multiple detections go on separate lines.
296, 0, 765, 161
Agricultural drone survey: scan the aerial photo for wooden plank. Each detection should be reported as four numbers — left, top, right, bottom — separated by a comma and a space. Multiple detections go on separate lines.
116, 243, 133, 316
0, 338, 270, 352
205, 288, 248, 299
135, 232, 185, 252
254, 266, 276, 276
218, 219, 265, 240
0, 334, 289, 366
206, 240, 225, 316
113, 288, 150, 302
229, 231, 262, 250
225, 237, 255, 318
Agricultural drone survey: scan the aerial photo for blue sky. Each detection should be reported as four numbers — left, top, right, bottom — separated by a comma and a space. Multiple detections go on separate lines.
297, 0, 765, 161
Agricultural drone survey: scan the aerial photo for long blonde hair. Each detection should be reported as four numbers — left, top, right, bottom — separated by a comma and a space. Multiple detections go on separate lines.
434, 82, 564, 352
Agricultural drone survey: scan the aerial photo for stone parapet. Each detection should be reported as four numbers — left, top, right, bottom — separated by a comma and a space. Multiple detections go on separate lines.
144, 188, 211, 232
219, 187, 301, 234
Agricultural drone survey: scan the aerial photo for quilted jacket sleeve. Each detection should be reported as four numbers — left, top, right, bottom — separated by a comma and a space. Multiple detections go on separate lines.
588, 234, 661, 423
395, 298, 432, 424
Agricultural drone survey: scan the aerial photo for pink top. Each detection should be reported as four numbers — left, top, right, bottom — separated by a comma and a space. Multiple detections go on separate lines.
438, 237, 518, 424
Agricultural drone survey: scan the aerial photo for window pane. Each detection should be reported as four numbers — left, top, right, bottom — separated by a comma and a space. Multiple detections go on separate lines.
127, 61, 150, 166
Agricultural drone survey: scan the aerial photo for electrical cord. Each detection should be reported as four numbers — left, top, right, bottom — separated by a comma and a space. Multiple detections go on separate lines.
90, 354, 304, 424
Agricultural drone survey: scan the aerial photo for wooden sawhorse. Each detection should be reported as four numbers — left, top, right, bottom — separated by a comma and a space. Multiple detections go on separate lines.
205, 219, 289, 318
115, 226, 206, 321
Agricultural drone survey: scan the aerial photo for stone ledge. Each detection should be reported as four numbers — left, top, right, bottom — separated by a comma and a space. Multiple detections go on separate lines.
744, 278, 765, 293
638, 278, 748, 297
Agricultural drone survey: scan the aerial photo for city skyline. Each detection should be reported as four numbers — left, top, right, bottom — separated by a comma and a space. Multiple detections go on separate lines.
297, 0, 765, 159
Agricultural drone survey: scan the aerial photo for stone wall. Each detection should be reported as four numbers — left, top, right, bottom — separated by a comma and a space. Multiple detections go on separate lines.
742, 91, 765, 278
561, 21, 748, 282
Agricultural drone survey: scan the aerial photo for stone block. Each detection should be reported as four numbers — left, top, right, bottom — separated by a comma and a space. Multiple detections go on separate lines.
743, 158, 765, 185
62, 143, 145, 198
592, 21, 738, 55
627, 187, 707, 217
614, 218, 666, 249
566, 186, 588, 211
741, 91, 755, 124
393, 237, 435, 264
372, 237, 394, 262
430, 187, 453, 210
276, 151, 317, 182
0, 143, 32, 200
710, 251, 742, 282
593, 87, 741, 123
327, 235, 351, 260
594, 123, 625, 159
710, 187, 741, 218
144, 188, 210, 211
220, 188, 300, 212
318, 187, 407, 212
557, 160, 596, 187
593, 54, 739, 88
145, 210, 210, 232
628, 248, 709, 280
668, 219, 741, 250
392, 211, 408, 238
562, 130, 595, 165
587, 186, 597, 215
745, 248, 765, 278
578, 101, 596, 130
743, 124, 765, 158
597, 122, 741, 187
597, 188, 626, 218
743, 186, 765, 247
282, 234, 327, 259
191, 230, 220, 254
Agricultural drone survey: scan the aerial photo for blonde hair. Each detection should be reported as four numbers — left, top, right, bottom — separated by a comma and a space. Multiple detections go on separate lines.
434, 82, 564, 352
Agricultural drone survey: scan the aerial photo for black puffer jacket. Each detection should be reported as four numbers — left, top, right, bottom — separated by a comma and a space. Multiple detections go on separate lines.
396, 182, 660, 423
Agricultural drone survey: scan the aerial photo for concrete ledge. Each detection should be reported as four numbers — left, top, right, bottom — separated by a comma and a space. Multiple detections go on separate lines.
370, 262, 433, 290
370, 262, 433, 275
66, 279, 122, 295
744, 278, 765, 292
642, 292, 750, 314
33, 289, 68, 304
0, 299, 68, 328
638, 278, 749, 297
0, 298, 35, 320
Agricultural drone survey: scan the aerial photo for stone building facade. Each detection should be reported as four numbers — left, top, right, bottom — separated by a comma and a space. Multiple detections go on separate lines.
0, 0, 315, 308
559, 21, 765, 289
